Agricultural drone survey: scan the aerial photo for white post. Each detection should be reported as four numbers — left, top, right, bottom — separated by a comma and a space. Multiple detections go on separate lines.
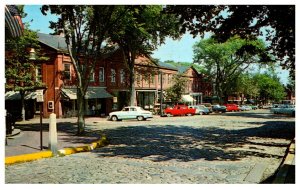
49, 113, 58, 155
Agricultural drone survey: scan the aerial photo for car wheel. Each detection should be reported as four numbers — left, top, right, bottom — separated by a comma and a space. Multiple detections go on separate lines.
186, 113, 192, 116
199, 112, 203, 115
111, 115, 118, 121
137, 116, 144, 121
166, 113, 172, 117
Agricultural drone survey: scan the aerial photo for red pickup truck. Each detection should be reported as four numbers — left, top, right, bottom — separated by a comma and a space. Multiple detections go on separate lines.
163, 105, 196, 116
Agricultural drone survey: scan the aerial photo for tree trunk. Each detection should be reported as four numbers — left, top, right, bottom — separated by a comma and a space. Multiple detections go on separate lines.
127, 52, 136, 106
77, 88, 85, 135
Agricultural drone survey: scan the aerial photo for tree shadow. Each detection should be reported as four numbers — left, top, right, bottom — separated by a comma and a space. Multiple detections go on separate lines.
91, 120, 295, 162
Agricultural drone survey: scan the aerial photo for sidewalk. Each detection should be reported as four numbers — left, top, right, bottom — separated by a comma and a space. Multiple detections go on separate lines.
5, 117, 104, 157
272, 139, 295, 184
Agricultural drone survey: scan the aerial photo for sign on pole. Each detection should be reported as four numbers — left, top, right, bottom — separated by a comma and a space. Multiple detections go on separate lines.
36, 90, 44, 102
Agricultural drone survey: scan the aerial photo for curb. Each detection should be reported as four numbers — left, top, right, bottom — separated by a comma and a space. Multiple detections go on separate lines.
5, 135, 108, 165
272, 139, 295, 183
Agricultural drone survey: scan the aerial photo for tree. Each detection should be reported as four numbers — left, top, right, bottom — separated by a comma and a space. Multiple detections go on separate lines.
253, 73, 286, 104
109, 5, 181, 106
5, 27, 47, 121
193, 36, 271, 103
165, 74, 188, 103
165, 5, 295, 79
41, 5, 128, 134
234, 73, 260, 103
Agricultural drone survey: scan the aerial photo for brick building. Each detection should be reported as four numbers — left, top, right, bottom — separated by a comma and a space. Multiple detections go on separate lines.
5, 32, 212, 118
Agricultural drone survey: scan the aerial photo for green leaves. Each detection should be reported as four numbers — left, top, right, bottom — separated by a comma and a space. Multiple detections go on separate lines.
165, 74, 188, 103
5, 28, 46, 91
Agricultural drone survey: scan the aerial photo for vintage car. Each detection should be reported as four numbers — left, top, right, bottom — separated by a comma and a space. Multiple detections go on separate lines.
212, 105, 227, 113
108, 106, 153, 121
239, 105, 252, 111
270, 104, 295, 116
201, 103, 213, 113
189, 105, 210, 115
224, 104, 240, 112
163, 105, 196, 117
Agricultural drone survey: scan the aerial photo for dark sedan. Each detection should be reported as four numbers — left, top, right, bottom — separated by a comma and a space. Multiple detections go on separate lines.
212, 105, 227, 113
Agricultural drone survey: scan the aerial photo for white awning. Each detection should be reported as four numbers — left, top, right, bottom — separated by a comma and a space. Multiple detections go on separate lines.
61, 87, 113, 100
181, 95, 196, 102
5, 91, 37, 100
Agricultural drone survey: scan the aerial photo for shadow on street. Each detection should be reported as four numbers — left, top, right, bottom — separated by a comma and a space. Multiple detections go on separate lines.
92, 120, 295, 162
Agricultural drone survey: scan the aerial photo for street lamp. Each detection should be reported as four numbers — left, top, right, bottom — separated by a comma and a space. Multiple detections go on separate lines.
29, 47, 44, 150
29, 48, 36, 60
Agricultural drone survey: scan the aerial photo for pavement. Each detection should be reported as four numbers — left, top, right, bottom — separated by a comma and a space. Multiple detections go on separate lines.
4, 114, 295, 184
5, 117, 106, 157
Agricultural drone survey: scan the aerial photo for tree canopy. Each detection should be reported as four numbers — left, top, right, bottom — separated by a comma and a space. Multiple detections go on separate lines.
165, 5, 295, 79
41, 5, 129, 134
193, 36, 271, 102
165, 74, 188, 103
5, 28, 46, 92
108, 5, 181, 105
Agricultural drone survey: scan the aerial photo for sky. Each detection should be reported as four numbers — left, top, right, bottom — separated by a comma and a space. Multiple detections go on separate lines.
22, 5, 290, 85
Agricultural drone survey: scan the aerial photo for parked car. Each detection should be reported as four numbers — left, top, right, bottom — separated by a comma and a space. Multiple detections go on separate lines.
212, 105, 227, 113
189, 105, 210, 115
239, 105, 252, 111
163, 105, 196, 117
108, 106, 153, 121
249, 105, 258, 110
224, 104, 240, 112
271, 104, 295, 116
201, 103, 213, 113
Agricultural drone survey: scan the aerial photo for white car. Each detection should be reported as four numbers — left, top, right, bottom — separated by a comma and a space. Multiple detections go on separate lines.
240, 105, 252, 111
108, 106, 153, 121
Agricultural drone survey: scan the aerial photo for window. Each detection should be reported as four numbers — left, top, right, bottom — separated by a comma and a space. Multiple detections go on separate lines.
158, 73, 161, 84
63, 63, 71, 80
90, 69, 95, 82
111, 68, 116, 83
120, 69, 125, 84
150, 74, 155, 84
99, 67, 104, 82
130, 108, 137, 111
35, 65, 42, 82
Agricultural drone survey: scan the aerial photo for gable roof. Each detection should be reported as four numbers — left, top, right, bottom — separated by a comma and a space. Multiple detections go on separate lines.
37, 33, 121, 56
37, 33, 68, 51
156, 61, 178, 71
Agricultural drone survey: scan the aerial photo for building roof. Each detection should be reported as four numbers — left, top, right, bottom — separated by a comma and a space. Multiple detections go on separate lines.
37, 33, 120, 56
37, 33, 68, 51
156, 61, 178, 71
177, 65, 190, 74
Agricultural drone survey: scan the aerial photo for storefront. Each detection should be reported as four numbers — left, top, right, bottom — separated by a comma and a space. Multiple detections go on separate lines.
136, 90, 156, 110
61, 87, 113, 117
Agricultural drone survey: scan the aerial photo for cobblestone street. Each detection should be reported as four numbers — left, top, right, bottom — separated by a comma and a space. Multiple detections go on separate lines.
5, 109, 295, 184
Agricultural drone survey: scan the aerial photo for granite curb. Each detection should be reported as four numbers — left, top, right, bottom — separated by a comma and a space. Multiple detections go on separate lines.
5, 135, 108, 165
271, 139, 295, 183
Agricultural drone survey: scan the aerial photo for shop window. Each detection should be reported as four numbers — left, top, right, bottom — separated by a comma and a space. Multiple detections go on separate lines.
63, 63, 71, 80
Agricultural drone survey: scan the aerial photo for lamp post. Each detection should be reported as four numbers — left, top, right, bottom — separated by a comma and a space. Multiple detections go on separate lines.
30, 48, 44, 151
